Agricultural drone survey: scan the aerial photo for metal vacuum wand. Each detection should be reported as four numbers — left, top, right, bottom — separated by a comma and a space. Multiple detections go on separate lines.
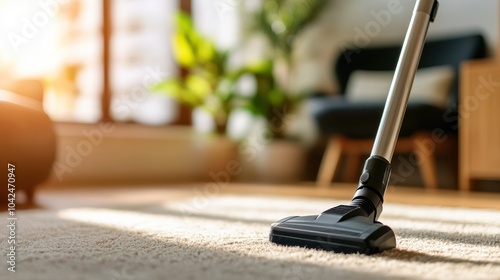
372, 0, 439, 161
351, 0, 439, 221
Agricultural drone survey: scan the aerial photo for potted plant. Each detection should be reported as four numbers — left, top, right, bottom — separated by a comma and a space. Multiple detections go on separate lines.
153, 12, 236, 135
154, 2, 326, 183
234, 0, 327, 183
153, 12, 249, 176
230, 59, 308, 183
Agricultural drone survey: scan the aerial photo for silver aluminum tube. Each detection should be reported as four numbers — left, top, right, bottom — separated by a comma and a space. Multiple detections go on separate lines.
371, 0, 436, 161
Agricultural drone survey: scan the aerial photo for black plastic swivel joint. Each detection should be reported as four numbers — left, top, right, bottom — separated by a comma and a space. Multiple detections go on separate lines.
350, 156, 392, 221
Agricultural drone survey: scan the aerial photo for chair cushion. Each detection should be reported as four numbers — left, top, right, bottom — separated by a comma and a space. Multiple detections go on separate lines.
311, 97, 449, 138
345, 66, 455, 109
335, 34, 487, 107
313, 34, 486, 140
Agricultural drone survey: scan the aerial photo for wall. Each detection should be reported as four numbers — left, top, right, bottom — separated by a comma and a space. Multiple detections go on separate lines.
45, 124, 238, 186
325, 0, 497, 46
295, 0, 499, 94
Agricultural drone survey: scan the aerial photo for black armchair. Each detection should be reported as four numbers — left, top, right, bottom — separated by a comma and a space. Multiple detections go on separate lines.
312, 33, 487, 188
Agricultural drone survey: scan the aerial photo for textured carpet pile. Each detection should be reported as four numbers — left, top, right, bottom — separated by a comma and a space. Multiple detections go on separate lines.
1, 194, 499, 280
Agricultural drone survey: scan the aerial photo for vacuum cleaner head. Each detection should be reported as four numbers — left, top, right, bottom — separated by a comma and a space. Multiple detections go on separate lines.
270, 205, 396, 255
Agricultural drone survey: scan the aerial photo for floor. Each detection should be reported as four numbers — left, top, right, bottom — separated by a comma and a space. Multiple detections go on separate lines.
35, 183, 500, 210
6, 185, 500, 280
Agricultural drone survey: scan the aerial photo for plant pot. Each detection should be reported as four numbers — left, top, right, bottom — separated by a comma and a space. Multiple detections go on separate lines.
238, 139, 306, 184
194, 134, 239, 183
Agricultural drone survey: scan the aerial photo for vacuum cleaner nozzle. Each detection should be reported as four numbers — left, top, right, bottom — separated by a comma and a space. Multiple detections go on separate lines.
270, 156, 396, 255
269, 205, 396, 255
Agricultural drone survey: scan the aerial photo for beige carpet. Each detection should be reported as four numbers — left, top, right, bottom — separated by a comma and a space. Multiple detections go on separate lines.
2, 194, 500, 280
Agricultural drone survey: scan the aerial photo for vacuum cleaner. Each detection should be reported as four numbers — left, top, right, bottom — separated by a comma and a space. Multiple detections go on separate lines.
270, 0, 440, 255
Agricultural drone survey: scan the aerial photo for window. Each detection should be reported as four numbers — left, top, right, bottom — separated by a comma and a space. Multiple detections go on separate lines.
192, 0, 240, 50
0, 0, 103, 122
110, 0, 178, 125
0, 0, 241, 125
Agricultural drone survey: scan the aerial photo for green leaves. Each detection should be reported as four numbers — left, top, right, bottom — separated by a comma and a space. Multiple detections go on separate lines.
172, 34, 194, 68
227, 59, 295, 124
185, 75, 211, 101
246, 0, 327, 56
154, 8, 319, 137
153, 11, 232, 134
173, 12, 217, 69
173, 33, 196, 68
196, 39, 216, 66
153, 74, 213, 108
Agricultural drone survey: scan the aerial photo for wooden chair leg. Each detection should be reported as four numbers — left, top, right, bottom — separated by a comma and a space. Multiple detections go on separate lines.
446, 138, 459, 189
317, 137, 342, 187
414, 146, 439, 189
344, 153, 362, 182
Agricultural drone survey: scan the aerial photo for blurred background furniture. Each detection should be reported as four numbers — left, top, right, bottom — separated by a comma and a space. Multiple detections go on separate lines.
312, 33, 487, 189
460, 60, 500, 191
0, 80, 56, 205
